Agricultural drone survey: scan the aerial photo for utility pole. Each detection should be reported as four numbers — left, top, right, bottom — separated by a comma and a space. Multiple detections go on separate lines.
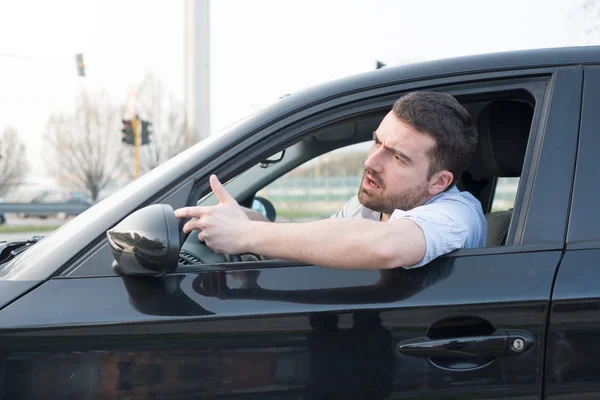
124, 89, 153, 178
75, 53, 85, 76
185, 0, 210, 146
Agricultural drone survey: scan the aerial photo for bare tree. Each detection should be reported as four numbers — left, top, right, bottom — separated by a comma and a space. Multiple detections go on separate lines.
122, 73, 187, 177
0, 126, 29, 196
44, 90, 123, 201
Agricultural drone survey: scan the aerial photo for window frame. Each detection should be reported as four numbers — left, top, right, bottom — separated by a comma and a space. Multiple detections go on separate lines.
566, 66, 600, 249
180, 69, 578, 268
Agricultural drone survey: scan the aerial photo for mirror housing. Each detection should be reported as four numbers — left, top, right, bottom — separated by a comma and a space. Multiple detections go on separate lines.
106, 204, 180, 277
252, 196, 276, 222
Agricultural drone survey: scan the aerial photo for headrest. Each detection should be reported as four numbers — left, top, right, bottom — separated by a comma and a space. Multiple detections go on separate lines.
477, 100, 533, 177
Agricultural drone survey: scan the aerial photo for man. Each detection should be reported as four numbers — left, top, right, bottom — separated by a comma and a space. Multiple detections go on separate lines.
174, 91, 487, 270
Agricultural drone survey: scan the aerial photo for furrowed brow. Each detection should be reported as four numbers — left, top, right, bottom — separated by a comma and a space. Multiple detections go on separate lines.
390, 148, 413, 164
373, 131, 413, 163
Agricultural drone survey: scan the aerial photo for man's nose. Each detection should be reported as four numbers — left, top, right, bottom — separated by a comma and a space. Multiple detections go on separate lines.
364, 146, 385, 172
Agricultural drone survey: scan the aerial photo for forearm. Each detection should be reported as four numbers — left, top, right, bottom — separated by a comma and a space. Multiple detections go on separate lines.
243, 218, 426, 269
242, 207, 271, 222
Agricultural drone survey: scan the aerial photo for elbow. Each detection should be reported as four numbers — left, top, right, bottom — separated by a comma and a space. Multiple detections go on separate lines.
374, 243, 406, 270
374, 240, 426, 270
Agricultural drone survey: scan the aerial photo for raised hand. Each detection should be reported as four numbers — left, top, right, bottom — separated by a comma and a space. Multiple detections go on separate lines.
174, 175, 251, 254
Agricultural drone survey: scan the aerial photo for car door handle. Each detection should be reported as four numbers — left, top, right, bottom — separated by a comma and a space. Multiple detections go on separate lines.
397, 330, 534, 358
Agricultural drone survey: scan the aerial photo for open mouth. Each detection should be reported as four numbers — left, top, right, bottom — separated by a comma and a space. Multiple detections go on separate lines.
364, 176, 381, 189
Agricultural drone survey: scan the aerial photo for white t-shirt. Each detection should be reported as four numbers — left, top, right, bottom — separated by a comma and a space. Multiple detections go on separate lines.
331, 185, 487, 268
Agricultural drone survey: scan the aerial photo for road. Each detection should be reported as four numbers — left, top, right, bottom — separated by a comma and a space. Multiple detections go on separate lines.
0, 215, 66, 243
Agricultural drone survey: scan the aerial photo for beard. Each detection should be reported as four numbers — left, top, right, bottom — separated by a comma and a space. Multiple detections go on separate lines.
357, 169, 430, 214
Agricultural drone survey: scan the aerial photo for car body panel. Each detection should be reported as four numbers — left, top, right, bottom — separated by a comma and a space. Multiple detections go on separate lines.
545, 250, 600, 400
517, 67, 582, 246
565, 66, 600, 249
544, 66, 600, 399
0, 280, 42, 310
0, 252, 560, 398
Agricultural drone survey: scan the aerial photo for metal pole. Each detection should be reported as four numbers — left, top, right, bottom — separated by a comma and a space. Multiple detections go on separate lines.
133, 114, 140, 178
127, 88, 141, 178
185, 0, 210, 146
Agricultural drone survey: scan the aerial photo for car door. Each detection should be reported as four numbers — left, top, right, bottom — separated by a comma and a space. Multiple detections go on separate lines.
544, 65, 600, 400
0, 67, 581, 400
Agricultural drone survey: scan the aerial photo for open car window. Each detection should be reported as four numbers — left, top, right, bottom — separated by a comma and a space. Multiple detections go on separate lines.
255, 142, 370, 222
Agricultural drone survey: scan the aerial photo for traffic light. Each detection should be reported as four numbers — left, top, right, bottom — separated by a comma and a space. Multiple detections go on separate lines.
75, 53, 85, 77
141, 120, 153, 145
122, 119, 134, 145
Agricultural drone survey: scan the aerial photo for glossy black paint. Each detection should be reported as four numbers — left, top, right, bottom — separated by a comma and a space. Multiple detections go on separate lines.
397, 329, 534, 358
567, 66, 600, 248
107, 204, 180, 276
518, 67, 582, 246
545, 250, 600, 400
544, 67, 600, 399
0, 251, 559, 399
0, 281, 42, 309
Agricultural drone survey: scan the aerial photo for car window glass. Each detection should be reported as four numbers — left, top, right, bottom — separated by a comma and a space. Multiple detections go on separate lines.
491, 177, 519, 212
256, 142, 370, 222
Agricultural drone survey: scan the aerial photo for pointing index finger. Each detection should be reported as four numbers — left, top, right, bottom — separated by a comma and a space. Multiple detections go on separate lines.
174, 206, 209, 219
210, 175, 236, 204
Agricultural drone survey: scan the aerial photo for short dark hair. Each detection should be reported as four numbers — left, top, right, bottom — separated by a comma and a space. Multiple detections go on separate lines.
392, 91, 477, 185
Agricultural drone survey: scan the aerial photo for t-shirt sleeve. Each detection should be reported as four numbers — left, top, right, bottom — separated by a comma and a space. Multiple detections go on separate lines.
389, 199, 478, 269
330, 195, 361, 219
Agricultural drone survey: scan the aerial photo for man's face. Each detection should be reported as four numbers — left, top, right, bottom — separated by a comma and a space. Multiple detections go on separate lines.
358, 111, 439, 217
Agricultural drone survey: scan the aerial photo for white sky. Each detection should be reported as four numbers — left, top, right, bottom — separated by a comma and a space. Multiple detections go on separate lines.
0, 0, 596, 188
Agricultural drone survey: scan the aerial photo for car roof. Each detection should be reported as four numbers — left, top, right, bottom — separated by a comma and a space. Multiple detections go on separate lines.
280, 45, 600, 109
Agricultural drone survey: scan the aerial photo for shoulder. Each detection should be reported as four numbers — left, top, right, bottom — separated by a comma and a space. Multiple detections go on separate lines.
390, 186, 487, 248
331, 195, 367, 219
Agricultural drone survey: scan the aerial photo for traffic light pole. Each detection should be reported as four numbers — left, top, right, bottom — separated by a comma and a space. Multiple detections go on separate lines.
127, 89, 141, 179
126, 91, 153, 178
132, 114, 140, 178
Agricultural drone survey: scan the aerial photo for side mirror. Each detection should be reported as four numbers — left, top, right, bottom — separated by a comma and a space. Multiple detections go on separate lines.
106, 204, 180, 277
252, 196, 276, 222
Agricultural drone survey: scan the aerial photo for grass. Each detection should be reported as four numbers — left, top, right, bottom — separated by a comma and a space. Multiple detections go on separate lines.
0, 225, 62, 234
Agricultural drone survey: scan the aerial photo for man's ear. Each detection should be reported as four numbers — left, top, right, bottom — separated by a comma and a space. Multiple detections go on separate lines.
428, 170, 454, 196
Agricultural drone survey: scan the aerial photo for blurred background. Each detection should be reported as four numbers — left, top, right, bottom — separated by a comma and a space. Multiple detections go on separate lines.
0, 0, 598, 240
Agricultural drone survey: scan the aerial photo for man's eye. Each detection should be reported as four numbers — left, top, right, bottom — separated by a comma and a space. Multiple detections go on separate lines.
393, 154, 407, 164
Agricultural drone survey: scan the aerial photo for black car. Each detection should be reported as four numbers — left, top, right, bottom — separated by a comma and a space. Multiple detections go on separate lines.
1, 46, 599, 399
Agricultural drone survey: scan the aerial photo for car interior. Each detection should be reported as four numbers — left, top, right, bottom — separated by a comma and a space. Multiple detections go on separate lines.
183, 90, 535, 265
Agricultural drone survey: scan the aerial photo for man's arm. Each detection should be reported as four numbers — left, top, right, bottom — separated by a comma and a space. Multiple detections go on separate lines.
243, 218, 426, 269
242, 207, 270, 222
175, 175, 427, 270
